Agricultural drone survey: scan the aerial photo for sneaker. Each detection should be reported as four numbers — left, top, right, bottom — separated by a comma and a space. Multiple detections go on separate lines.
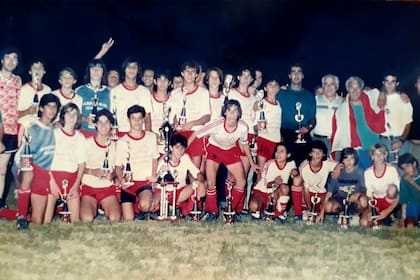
294, 215, 303, 222
201, 212, 219, 221
149, 211, 160, 220
16, 215, 29, 231
276, 214, 288, 224
135, 212, 150, 221
251, 211, 261, 220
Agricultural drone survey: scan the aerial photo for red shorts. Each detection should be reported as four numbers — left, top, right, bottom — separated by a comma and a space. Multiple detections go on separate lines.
251, 189, 270, 210
80, 184, 118, 203
239, 133, 254, 157
50, 170, 78, 194
79, 129, 96, 139
309, 191, 327, 213
374, 197, 394, 212
206, 144, 241, 165
257, 137, 277, 160
31, 164, 50, 196
123, 180, 152, 197
177, 130, 204, 158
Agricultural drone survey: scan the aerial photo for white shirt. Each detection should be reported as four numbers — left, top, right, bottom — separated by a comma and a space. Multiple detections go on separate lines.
254, 160, 296, 193
18, 82, 51, 127
312, 94, 343, 137
300, 159, 337, 193
364, 164, 400, 198
228, 88, 256, 134
51, 128, 87, 172
254, 98, 282, 142
382, 92, 413, 137
52, 89, 83, 111
209, 94, 225, 121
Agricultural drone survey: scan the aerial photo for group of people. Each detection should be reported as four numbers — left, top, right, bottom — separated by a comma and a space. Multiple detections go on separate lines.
1, 39, 420, 231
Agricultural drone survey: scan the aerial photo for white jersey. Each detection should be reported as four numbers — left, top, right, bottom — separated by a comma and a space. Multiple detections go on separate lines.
229, 88, 257, 134
312, 94, 343, 137
254, 160, 296, 193
52, 89, 83, 111
382, 92, 413, 137
196, 118, 248, 150
18, 82, 51, 126
82, 137, 116, 188
171, 85, 211, 131
51, 128, 87, 172
150, 93, 175, 134
115, 132, 159, 181
110, 83, 153, 133
300, 159, 337, 193
254, 98, 282, 142
155, 154, 200, 190
364, 163, 400, 198
209, 93, 225, 121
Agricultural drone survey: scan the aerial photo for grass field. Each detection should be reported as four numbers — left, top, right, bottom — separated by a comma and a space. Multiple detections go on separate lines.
1, 217, 420, 280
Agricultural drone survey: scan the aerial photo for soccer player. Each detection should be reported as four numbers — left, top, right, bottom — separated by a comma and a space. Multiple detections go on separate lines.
45, 103, 86, 223
188, 100, 258, 221
317, 147, 367, 224
14, 94, 61, 229
106, 69, 120, 89
141, 68, 155, 93
171, 60, 210, 168
115, 105, 159, 221
52, 67, 83, 111
207, 67, 225, 121
80, 109, 121, 223
76, 59, 111, 138
407, 74, 420, 162
249, 142, 297, 221
360, 144, 400, 227
110, 57, 153, 136
152, 134, 205, 217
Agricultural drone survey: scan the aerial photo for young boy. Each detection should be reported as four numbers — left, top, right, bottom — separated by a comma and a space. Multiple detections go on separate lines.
397, 153, 420, 228
317, 147, 367, 224
115, 105, 159, 221
360, 144, 400, 227
52, 67, 83, 111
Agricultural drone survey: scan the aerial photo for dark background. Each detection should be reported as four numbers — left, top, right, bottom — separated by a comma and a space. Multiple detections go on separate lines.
1, 0, 420, 94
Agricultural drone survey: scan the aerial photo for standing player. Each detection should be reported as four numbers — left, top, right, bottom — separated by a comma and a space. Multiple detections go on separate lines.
141, 68, 155, 93
115, 105, 159, 221
207, 67, 225, 121
52, 67, 83, 111
106, 69, 120, 89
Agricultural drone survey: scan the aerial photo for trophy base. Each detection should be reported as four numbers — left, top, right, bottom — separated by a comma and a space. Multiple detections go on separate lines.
224, 214, 235, 224
340, 216, 350, 229
20, 166, 34, 172
295, 139, 307, 144
306, 213, 317, 225
190, 210, 202, 222
263, 210, 275, 221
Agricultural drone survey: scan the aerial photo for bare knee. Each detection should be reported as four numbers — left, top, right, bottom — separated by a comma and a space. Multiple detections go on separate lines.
386, 184, 398, 199
249, 197, 260, 212
80, 213, 95, 223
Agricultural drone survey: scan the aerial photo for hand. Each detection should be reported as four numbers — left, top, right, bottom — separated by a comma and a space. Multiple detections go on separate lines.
331, 163, 343, 180
28, 105, 37, 115
250, 162, 260, 173
274, 176, 283, 185
400, 92, 410, 104
145, 175, 158, 183
49, 177, 62, 199
180, 122, 193, 131
68, 183, 80, 199
298, 127, 309, 135
377, 91, 386, 109
100, 37, 114, 53
391, 140, 403, 151
0, 142, 5, 153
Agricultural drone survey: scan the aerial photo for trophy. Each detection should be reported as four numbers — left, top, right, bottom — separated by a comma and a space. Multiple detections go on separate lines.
368, 194, 380, 229
222, 74, 234, 103
20, 128, 33, 171
110, 96, 119, 140
169, 170, 179, 221
294, 102, 306, 143
257, 99, 267, 133
157, 169, 179, 221
101, 137, 112, 176
59, 179, 71, 223
177, 94, 187, 129
307, 192, 321, 225
250, 135, 258, 159
190, 181, 202, 221
224, 180, 235, 224
88, 92, 99, 129
122, 142, 134, 187
264, 183, 279, 221
339, 185, 355, 229
33, 72, 40, 106
385, 115, 399, 165
159, 103, 171, 145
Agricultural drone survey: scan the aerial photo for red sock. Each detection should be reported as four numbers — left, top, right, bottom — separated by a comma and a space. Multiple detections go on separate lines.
274, 196, 289, 217
235, 188, 246, 213
205, 188, 218, 213
0, 207, 18, 220
17, 189, 31, 219
231, 186, 244, 214
291, 185, 303, 216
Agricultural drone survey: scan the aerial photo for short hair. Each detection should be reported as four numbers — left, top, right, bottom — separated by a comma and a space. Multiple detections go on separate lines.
0, 46, 21, 63
308, 140, 328, 161
59, 102, 81, 129
321, 74, 340, 88
237, 66, 254, 79
27, 57, 47, 72
206, 66, 224, 85
340, 147, 359, 165
127, 105, 145, 119
398, 153, 418, 169
154, 69, 172, 82
382, 71, 399, 81
96, 109, 114, 125
121, 57, 142, 82
38, 93, 61, 118
369, 143, 388, 157
169, 134, 188, 148
180, 60, 199, 74
84, 59, 107, 84
221, 99, 242, 121
289, 63, 304, 73
345, 76, 364, 91
59, 67, 78, 81
272, 141, 293, 162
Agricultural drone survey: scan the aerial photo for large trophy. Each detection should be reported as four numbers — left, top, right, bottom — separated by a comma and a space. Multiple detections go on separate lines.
122, 142, 134, 187
190, 181, 202, 222
264, 183, 279, 221
222, 74, 234, 104
88, 92, 99, 129
385, 114, 399, 165
110, 96, 119, 141
257, 99, 267, 133
224, 180, 235, 224
20, 128, 33, 172
368, 194, 380, 229
307, 192, 321, 225
294, 102, 306, 143
59, 179, 71, 223
339, 185, 355, 229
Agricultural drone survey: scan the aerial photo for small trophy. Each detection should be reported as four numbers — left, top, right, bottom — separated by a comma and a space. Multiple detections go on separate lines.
122, 142, 134, 187
250, 135, 258, 159
224, 180, 235, 224
257, 99, 267, 133
339, 185, 355, 229
307, 192, 321, 225
385, 116, 399, 165
177, 94, 187, 129
20, 128, 33, 171
88, 92, 99, 129
159, 103, 171, 145
190, 181, 202, 222
264, 183, 278, 221
110, 96, 119, 141
368, 195, 380, 230
222, 74, 234, 103
59, 179, 71, 223
33, 72, 40, 106
101, 137, 112, 176
294, 102, 306, 144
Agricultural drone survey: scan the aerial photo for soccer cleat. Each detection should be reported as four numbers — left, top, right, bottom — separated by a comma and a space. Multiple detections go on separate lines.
16, 215, 29, 231
201, 212, 219, 222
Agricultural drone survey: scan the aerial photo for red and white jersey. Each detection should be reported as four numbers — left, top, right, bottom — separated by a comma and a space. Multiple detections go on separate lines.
209, 93, 225, 121
150, 93, 175, 134
364, 163, 400, 198
52, 89, 83, 111
0, 73, 21, 135
196, 118, 248, 150
254, 98, 282, 142
110, 83, 153, 133
82, 137, 116, 188
51, 128, 87, 172
171, 85, 210, 131
18, 82, 51, 126
229, 88, 257, 134
300, 159, 337, 193
254, 160, 296, 193
155, 154, 200, 190
115, 132, 159, 181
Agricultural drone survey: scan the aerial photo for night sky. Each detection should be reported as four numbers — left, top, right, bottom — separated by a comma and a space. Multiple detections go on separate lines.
1, 0, 420, 94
